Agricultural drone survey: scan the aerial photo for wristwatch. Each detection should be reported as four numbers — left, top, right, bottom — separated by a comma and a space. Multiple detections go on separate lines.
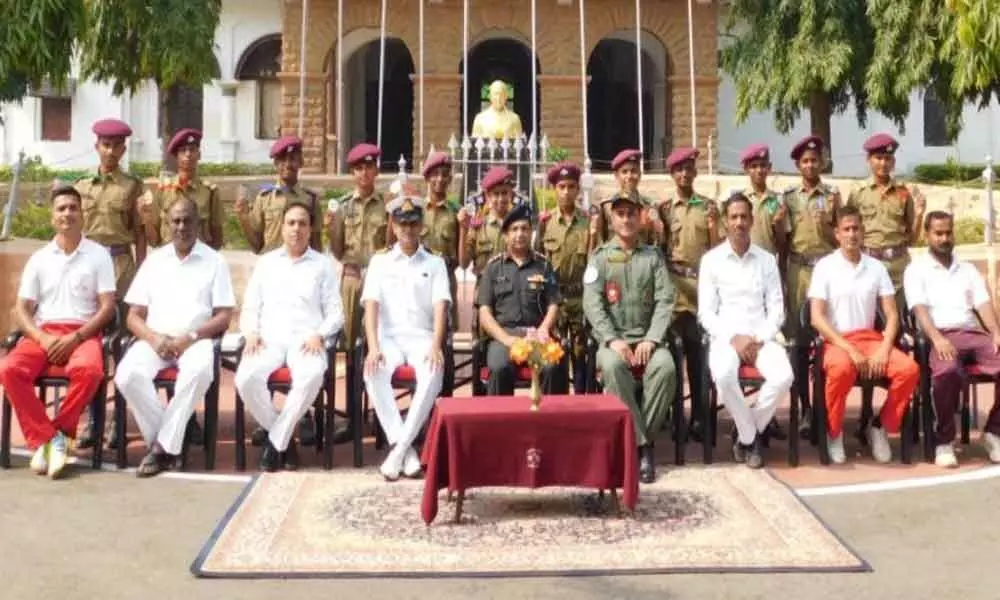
187, 331, 198, 342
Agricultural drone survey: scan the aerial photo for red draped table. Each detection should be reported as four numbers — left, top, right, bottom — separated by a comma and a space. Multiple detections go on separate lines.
419, 394, 639, 525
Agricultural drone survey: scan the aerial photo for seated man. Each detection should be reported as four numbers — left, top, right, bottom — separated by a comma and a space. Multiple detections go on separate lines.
808, 205, 919, 464
234, 201, 343, 471
0, 186, 116, 478
905, 211, 1000, 467
362, 195, 451, 480
476, 203, 568, 396
115, 198, 235, 477
583, 193, 677, 483
698, 193, 793, 469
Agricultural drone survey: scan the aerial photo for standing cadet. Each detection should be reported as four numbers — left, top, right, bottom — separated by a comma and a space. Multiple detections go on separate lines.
593, 149, 667, 249
141, 129, 224, 249
583, 193, 676, 483
783, 135, 841, 436
847, 133, 926, 309
74, 118, 147, 450
235, 135, 323, 446
458, 166, 514, 280
536, 162, 590, 393
664, 147, 721, 440
739, 144, 787, 256
419, 151, 460, 327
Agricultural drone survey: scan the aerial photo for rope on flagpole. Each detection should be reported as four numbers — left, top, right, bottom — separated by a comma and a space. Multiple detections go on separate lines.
376, 0, 388, 159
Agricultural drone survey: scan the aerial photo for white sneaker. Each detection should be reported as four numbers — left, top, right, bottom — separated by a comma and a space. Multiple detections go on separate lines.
30, 442, 49, 475
935, 444, 959, 468
47, 432, 69, 479
982, 432, 1000, 463
827, 433, 846, 464
402, 447, 422, 478
867, 425, 892, 464
379, 445, 405, 481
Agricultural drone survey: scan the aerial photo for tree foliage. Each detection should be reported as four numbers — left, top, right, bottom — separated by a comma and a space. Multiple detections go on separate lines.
0, 0, 85, 104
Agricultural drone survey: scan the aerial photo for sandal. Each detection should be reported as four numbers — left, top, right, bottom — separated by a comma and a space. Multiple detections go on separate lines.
136, 451, 171, 478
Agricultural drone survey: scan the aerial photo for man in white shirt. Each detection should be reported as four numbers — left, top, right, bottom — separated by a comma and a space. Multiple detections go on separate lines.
234, 201, 344, 471
808, 204, 919, 464
0, 186, 116, 478
114, 198, 235, 477
363, 195, 451, 481
904, 211, 1000, 467
699, 193, 793, 469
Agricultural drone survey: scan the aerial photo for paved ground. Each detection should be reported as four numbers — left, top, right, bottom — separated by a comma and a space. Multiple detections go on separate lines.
0, 461, 997, 600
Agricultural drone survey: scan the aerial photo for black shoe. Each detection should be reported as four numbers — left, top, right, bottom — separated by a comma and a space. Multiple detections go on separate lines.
186, 417, 204, 446
747, 435, 765, 469
639, 445, 656, 484
688, 419, 704, 443
331, 422, 353, 445
251, 427, 268, 447
259, 439, 280, 472
798, 407, 814, 440
765, 418, 787, 441
77, 417, 97, 449
298, 411, 316, 447
732, 440, 748, 463
282, 440, 299, 471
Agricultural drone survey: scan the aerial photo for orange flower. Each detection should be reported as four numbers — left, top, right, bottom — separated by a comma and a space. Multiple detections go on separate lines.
541, 341, 564, 365
509, 339, 533, 364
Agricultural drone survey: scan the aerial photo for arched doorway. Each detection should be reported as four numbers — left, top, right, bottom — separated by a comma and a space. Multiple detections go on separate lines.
459, 37, 541, 140
587, 31, 669, 171
236, 34, 283, 140
339, 38, 414, 173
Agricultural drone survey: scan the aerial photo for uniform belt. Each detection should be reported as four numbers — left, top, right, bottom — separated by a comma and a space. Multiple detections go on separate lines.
342, 264, 365, 278
668, 263, 698, 279
560, 282, 583, 296
788, 252, 822, 268
104, 244, 131, 257
863, 244, 908, 261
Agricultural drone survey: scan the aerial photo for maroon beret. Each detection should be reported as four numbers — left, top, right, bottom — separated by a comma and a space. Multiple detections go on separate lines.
166, 128, 202, 155
610, 149, 642, 171
91, 119, 132, 138
790, 135, 824, 161
346, 142, 381, 166
421, 151, 452, 178
666, 147, 699, 170
739, 143, 770, 166
481, 166, 515, 192
269, 136, 304, 159
546, 162, 581, 186
863, 133, 899, 155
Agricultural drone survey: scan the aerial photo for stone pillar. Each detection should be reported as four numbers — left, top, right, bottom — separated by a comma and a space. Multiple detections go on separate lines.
218, 81, 239, 163
278, 72, 328, 172
416, 74, 462, 158
538, 75, 585, 163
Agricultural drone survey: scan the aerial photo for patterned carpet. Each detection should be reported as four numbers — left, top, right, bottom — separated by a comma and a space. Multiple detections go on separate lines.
191, 467, 869, 578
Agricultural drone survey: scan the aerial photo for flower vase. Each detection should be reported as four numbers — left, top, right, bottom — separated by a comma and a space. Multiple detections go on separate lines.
530, 368, 542, 411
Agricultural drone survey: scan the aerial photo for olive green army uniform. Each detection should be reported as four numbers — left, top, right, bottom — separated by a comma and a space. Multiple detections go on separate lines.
535, 209, 590, 392
847, 180, 914, 309
744, 187, 782, 255
421, 198, 460, 326
336, 191, 388, 347
151, 176, 224, 249
75, 170, 145, 297
782, 182, 839, 339
583, 237, 677, 446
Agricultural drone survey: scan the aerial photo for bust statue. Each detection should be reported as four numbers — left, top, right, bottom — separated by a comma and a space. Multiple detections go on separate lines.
471, 80, 523, 139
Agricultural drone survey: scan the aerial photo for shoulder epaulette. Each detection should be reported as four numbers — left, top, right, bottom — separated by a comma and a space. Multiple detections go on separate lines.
783, 185, 797, 194
204, 180, 218, 191
487, 252, 504, 264
259, 183, 279, 194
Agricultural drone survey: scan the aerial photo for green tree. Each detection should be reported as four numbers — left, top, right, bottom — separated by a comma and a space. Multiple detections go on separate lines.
719, 0, 875, 162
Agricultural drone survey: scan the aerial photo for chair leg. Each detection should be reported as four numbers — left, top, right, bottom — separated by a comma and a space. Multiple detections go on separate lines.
673, 370, 686, 466
115, 391, 128, 469
703, 388, 715, 465
91, 387, 106, 470
204, 383, 218, 471
921, 360, 936, 462
900, 393, 913, 464
324, 375, 335, 470
349, 353, 364, 468
859, 385, 874, 445
789, 377, 800, 467
1, 395, 11, 469
961, 385, 971, 445
234, 392, 246, 471
972, 385, 980, 430
814, 366, 830, 465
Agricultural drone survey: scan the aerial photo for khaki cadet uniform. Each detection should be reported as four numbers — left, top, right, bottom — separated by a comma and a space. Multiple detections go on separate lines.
745, 188, 782, 254
536, 209, 590, 390
847, 180, 913, 308
467, 211, 506, 276
249, 183, 322, 253
336, 190, 388, 346
421, 199, 460, 326
582, 236, 677, 447
151, 176, 224, 249
782, 182, 839, 339
75, 170, 144, 297
665, 192, 718, 430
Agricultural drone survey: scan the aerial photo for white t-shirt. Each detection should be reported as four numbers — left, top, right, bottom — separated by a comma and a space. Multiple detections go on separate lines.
17, 237, 116, 325
904, 254, 990, 330
807, 250, 893, 334
124, 241, 235, 337
361, 245, 452, 339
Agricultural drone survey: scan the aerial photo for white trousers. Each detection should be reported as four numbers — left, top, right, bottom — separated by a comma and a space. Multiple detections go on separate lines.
363, 334, 443, 452
233, 339, 327, 452
114, 339, 215, 456
709, 340, 794, 445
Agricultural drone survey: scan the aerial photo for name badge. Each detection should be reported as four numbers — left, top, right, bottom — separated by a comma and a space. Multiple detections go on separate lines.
606, 281, 621, 305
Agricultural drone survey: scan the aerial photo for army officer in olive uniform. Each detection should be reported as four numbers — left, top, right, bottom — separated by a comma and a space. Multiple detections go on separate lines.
141, 129, 224, 249
420, 151, 460, 326
536, 161, 590, 393
477, 203, 568, 396
583, 192, 677, 484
